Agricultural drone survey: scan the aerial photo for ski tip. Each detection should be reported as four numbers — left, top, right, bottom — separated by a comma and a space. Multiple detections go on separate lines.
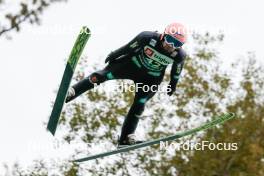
80, 26, 91, 35
70, 158, 85, 163
226, 112, 236, 118
230, 112, 235, 117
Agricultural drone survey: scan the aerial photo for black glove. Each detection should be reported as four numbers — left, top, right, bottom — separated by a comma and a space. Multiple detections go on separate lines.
167, 82, 177, 96
105, 52, 115, 63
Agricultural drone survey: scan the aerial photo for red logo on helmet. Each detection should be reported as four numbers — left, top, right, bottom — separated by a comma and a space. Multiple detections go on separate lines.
144, 48, 154, 57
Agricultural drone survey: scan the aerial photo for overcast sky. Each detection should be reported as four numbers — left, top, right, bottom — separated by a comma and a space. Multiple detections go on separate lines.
0, 0, 263, 169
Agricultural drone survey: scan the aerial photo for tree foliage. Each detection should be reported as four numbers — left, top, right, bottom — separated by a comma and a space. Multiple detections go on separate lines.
3, 32, 264, 175
0, 0, 67, 38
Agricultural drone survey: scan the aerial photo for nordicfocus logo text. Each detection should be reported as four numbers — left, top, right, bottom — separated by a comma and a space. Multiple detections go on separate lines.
93, 82, 172, 93
160, 141, 238, 151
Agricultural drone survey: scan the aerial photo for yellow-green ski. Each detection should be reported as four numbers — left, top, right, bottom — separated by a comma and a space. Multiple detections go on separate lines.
47, 27, 91, 135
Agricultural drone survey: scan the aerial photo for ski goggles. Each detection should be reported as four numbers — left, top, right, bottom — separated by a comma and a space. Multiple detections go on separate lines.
164, 34, 183, 48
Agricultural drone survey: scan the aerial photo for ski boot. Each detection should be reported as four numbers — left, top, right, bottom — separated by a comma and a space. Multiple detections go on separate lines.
117, 134, 145, 148
65, 87, 75, 103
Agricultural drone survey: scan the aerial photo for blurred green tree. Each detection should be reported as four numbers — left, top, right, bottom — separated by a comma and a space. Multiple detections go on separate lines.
0, 0, 67, 38
3, 32, 264, 176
